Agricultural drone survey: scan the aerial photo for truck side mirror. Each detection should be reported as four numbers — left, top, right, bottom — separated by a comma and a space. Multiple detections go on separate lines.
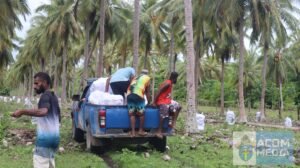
72, 95, 80, 101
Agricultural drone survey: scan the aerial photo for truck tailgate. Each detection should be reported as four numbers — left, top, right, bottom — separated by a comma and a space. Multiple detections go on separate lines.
105, 107, 160, 129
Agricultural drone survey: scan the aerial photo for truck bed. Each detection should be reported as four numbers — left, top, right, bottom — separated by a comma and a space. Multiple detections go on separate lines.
79, 103, 172, 138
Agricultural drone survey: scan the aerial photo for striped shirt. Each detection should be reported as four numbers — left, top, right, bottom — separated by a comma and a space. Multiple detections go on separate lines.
127, 75, 150, 98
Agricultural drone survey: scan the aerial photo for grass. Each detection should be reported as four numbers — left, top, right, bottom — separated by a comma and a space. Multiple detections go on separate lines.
0, 102, 299, 167
0, 145, 107, 168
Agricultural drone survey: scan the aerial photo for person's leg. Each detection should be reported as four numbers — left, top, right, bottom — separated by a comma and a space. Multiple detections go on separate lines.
120, 81, 131, 97
137, 99, 147, 136
156, 117, 164, 139
110, 82, 119, 95
138, 115, 147, 136
127, 94, 136, 137
49, 157, 55, 168
33, 154, 50, 168
156, 105, 168, 138
130, 115, 136, 137
171, 100, 181, 128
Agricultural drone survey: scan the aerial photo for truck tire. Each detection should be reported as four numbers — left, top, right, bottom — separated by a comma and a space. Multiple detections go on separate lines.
149, 136, 167, 152
72, 118, 85, 142
86, 125, 105, 154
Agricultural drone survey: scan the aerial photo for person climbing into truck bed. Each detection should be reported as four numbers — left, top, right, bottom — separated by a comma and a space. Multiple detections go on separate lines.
108, 67, 135, 98
153, 72, 182, 139
127, 69, 151, 137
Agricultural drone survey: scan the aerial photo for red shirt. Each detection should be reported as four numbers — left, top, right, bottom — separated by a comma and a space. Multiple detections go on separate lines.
156, 80, 172, 105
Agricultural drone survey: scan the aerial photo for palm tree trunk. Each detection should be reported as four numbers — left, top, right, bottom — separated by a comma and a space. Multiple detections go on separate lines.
50, 50, 53, 78
195, 52, 199, 106
279, 78, 283, 115
54, 54, 58, 94
96, 0, 105, 77
297, 106, 300, 121
80, 21, 91, 92
132, 0, 140, 71
184, 0, 198, 134
220, 56, 225, 115
174, 54, 177, 72
169, 31, 175, 73
29, 70, 33, 97
24, 75, 29, 97
40, 58, 45, 72
143, 49, 148, 69
152, 69, 156, 103
237, 17, 247, 123
121, 48, 127, 68
61, 47, 67, 103
259, 45, 268, 121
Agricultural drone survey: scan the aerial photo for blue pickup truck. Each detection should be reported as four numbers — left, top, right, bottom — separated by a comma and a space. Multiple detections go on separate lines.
71, 79, 173, 152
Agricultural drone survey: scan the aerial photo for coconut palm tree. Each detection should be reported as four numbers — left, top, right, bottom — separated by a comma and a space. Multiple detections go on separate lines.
213, 0, 262, 122
184, 0, 198, 133
205, 0, 238, 115
253, 0, 299, 121
0, 0, 29, 70
267, 49, 295, 118
137, 0, 170, 71
76, 0, 99, 90
96, 0, 106, 77
36, 0, 82, 102
132, 0, 140, 71
153, 0, 184, 73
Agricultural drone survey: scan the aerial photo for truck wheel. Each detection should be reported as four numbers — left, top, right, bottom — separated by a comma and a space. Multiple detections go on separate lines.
72, 118, 85, 142
86, 125, 104, 154
149, 136, 167, 152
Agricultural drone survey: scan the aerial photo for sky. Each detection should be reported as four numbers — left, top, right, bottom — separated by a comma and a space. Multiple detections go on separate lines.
16, 0, 50, 39
13, 0, 49, 58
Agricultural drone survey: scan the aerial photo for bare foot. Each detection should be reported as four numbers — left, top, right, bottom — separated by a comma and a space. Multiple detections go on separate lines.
170, 129, 176, 135
129, 131, 136, 138
171, 122, 176, 128
155, 133, 163, 139
138, 131, 147, 136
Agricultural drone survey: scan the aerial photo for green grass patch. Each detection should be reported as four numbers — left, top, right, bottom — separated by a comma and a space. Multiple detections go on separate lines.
0, 102, 299, 167
56, 151, 108, 168
0, 145, 107, 168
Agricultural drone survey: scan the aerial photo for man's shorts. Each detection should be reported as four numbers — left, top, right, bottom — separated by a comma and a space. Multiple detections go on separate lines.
110, 81, 131, 97
33, 146, 56, 168
127, 93, 145, 116
159, 100, 181, 118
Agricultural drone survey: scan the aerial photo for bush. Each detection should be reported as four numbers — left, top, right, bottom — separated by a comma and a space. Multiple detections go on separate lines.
0, 112, 10, 141
0, 87, 10, 96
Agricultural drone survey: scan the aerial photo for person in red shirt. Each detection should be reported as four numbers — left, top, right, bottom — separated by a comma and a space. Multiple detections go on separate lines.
153, 72, 181, 138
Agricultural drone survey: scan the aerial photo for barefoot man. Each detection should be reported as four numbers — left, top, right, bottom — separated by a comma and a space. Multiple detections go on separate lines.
127, 69, 150, 137
154, 72, 181, 138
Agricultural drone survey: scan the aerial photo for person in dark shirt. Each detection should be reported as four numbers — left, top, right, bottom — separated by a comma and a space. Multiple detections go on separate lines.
11, 72, 60, 168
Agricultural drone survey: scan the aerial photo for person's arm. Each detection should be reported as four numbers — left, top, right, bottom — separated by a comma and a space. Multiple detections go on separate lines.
57, 105, 61, 123
129, 75, 135, 83
11, 108, 48, 118
105, 77, 111, 92
145, 85, 151, 104
12, 93, 51, 118
153, 82, 170, 105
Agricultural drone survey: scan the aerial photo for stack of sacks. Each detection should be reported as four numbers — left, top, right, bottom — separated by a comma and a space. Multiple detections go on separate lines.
89, 78, 113, 93
88, 91, 123, 105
